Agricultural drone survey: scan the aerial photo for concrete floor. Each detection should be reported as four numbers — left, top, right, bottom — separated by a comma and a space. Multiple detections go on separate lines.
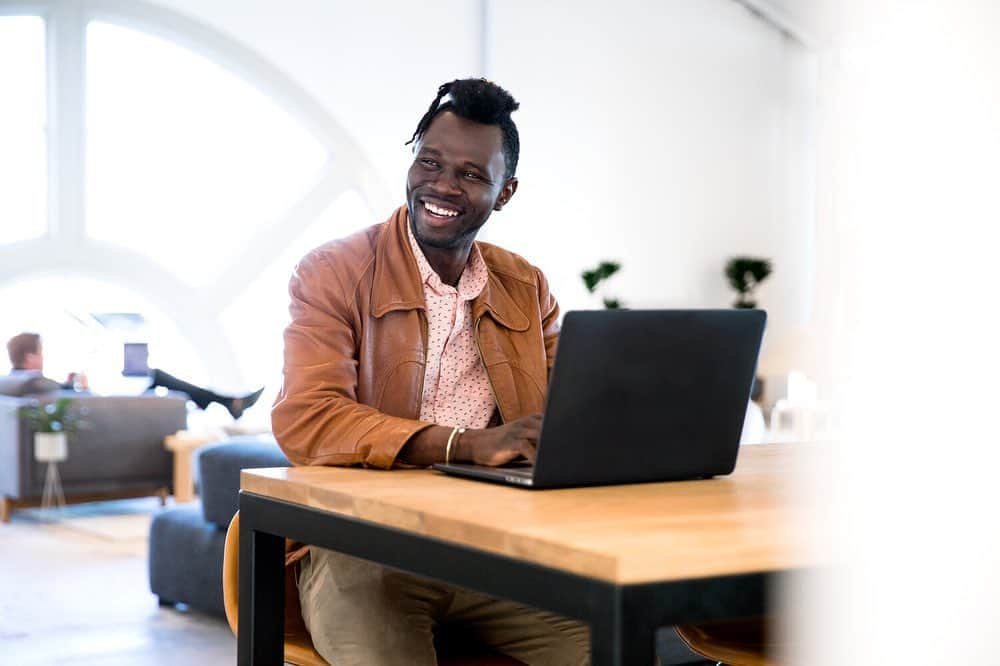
0, 498, 235, 665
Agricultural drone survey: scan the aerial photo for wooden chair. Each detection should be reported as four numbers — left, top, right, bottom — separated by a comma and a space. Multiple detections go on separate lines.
222, 511, 524, 665
675, 617, 777, 666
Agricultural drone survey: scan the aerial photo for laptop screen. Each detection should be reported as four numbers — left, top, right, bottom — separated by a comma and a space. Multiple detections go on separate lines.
122, 343, 150, 377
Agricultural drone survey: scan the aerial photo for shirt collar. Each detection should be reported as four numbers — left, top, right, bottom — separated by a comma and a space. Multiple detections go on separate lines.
371, 206, 530, 331
406, 222, 488, 301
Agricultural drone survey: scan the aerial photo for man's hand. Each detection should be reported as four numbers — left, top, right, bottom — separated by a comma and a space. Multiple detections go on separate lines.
397, 414, 543, 468
66, 372, 89, 390
457, 414, 542, 467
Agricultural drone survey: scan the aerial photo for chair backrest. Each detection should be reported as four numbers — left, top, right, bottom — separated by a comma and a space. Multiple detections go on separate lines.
222, 512, 240, 634
222, 510, 329, 666
675, 619, 775, 666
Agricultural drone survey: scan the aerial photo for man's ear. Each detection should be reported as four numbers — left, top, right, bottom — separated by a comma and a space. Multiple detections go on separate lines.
494, 178, 519, 211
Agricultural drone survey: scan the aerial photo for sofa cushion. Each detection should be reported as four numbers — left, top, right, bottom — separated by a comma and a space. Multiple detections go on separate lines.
197, 437, 289, 527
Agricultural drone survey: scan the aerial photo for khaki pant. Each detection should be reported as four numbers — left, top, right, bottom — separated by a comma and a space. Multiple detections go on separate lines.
297, 546, 591, 666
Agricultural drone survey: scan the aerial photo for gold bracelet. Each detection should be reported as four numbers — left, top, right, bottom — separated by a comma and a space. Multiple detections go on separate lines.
445, 427, 466, 464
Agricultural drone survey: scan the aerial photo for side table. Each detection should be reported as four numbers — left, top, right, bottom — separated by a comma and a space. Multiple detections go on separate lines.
163, 429, 224, 502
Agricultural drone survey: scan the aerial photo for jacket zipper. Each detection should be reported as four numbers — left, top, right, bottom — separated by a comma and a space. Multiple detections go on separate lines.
474, 314, 506, 424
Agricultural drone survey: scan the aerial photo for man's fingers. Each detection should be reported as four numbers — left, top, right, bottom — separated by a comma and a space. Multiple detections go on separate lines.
520, 440, 537, 462
516, 414, 543, 442
487, 449, 521, 467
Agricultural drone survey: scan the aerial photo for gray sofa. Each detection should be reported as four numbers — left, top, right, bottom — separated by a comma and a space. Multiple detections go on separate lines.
0, 390, 188, 521
148, 436, 289, 616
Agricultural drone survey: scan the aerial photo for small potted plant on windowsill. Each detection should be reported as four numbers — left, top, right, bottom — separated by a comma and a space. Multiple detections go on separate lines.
724, 257, 773, 407
22, 397, 82, 462
724, 257, 772, 309
582, 260, 625, 309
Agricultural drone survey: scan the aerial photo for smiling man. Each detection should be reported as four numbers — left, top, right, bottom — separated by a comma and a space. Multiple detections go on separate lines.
272, 79, 589, 664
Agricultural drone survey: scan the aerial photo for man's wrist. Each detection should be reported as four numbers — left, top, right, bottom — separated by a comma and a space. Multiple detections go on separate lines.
452, 428, 478, 463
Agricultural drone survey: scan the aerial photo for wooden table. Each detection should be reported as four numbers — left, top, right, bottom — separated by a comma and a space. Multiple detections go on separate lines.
238, 444, 816, 665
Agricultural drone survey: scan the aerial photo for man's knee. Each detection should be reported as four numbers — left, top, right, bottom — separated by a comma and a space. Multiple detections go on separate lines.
539, 622, 591, 666
496, 612, 591, 666
297, 548, 441, 666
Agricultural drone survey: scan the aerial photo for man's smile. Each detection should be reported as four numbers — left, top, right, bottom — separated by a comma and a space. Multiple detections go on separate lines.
420, 198, 464, 223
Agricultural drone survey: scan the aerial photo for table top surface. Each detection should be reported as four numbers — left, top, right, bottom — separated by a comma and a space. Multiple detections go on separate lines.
241, 444, 821, 585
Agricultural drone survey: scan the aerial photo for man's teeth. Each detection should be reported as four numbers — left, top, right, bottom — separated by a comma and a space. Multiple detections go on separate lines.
424, 202, 459, 217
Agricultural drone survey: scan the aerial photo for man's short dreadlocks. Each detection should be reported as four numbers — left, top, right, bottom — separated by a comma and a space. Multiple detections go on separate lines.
406, 78, 521, 180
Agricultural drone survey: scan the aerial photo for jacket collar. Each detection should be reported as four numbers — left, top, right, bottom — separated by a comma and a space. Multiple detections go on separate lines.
371, 206, 529, 332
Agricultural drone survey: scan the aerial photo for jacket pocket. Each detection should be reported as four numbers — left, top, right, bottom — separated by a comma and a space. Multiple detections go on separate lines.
372, 358, 424, 419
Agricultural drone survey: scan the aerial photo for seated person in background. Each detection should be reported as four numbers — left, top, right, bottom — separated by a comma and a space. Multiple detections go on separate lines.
272, 79, 587, 665
5, 332, 263, 420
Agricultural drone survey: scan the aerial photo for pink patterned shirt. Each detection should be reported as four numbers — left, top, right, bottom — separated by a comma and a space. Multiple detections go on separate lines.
407, 225, 496, 429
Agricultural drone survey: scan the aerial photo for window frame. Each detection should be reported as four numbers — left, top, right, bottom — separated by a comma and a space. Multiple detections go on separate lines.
0, 0, 391, 386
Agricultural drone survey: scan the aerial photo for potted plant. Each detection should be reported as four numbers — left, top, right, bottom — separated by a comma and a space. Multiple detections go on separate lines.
22, 397, 80, 462
582, 260, 624, 309
724, 257, 772, 309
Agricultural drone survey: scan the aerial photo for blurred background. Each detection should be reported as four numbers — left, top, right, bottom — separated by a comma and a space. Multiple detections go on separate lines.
0, 0, 823, 433
2, 1, 999, 662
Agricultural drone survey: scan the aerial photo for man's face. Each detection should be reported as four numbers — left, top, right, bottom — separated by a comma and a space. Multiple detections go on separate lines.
23, 345, 43, 371
406, 111, 516, 250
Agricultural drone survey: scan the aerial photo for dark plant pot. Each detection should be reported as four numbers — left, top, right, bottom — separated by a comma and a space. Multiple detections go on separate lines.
733, 300, 757, 309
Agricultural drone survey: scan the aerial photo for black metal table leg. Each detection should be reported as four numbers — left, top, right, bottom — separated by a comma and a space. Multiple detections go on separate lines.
589, 588, 657, 666
238, 504, 285, 665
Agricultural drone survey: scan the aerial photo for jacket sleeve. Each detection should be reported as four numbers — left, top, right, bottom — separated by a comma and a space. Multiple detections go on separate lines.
271, 249, 433, 469
535, 267, 561, 380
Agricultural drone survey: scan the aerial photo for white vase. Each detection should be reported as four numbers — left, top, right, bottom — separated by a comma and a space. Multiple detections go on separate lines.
34, 432, 68, 462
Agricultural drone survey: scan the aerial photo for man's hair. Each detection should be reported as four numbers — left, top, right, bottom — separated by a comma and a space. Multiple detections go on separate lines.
7, 332, 41, 369
407, 78, 521, 180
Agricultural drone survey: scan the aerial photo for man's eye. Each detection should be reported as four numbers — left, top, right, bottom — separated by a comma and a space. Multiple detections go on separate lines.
464, 171, 483, 180
419, 158, 439, 168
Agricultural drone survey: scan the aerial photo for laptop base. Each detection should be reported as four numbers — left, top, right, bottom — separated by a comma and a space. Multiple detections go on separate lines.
432, 463, 535, 488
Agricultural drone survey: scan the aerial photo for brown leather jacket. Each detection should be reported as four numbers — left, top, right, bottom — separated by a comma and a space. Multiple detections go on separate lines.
272, 205, 560, 469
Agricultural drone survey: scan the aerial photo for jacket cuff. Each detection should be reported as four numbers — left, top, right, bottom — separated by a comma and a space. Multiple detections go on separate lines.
357, 416, 435, 469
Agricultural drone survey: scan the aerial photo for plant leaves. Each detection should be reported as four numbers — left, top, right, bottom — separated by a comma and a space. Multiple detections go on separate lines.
20, 397, 81, 434
725, 257, 772, 294
582, 260, 622, 293
596, 261, 621, 280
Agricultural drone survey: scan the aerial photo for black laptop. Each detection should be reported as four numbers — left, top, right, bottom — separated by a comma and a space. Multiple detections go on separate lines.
433, 309, 766, 489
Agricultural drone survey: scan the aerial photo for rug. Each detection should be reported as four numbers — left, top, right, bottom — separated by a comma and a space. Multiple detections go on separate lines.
19, 497, 162, 542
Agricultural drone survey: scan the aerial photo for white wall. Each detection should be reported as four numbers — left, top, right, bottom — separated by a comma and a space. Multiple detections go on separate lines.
151, 0, 483, 199
485, 0, 817, 374
152, 0, 817, 375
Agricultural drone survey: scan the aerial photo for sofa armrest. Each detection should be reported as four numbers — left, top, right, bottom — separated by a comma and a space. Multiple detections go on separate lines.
197, 436, 288, 527
0, 396, 32, 498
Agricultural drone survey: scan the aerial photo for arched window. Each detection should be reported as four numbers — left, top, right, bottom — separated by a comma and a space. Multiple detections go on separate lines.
0, 15, 47, 243
0, 2, 389, 417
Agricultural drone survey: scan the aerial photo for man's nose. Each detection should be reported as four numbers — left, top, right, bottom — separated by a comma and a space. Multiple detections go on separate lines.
428, 169, 462, 196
